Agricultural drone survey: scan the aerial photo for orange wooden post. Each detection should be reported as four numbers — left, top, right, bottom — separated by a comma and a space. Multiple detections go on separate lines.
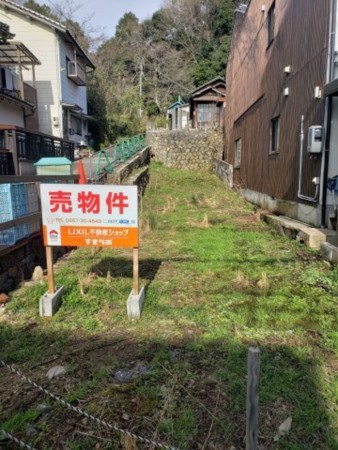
133, 247, 139, 295
46, 246, 55, 294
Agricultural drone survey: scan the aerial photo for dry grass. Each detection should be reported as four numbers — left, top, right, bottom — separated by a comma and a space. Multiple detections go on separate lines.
232, 271, 251, 289
162, 196, 177, 213
122, 434, 138, 450
200, 213, 210, 228
78, 272, 97, 296
257, 272, 270, 292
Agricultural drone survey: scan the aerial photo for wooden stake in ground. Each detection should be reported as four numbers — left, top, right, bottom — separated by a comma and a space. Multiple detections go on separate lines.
246, 347, 260, 450
46, 246, 55, 294
133, 247, 139, 295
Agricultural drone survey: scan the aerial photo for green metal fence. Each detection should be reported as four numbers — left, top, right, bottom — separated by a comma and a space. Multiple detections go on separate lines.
93, 135, 145, 179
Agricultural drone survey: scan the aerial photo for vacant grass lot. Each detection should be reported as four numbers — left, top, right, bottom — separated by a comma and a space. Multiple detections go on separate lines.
0, 162, 337, 450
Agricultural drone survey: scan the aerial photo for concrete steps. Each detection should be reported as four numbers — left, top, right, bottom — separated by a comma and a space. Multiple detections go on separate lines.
263, 214, 335, 249
263, 214, 338, 263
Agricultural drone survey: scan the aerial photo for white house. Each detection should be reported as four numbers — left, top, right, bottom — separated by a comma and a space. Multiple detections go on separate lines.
0, 0, 95, 146
0, 21, 39, 130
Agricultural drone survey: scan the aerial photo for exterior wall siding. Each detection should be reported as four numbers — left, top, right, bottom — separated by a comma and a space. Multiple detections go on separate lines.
225, 0, 330, 203
0, 101, 24, 127
0, 7, 62, 137
59, 40, 87, 113
59, 40, 88, 145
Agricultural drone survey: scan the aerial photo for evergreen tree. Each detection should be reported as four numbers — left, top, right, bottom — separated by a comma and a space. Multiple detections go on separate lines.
19, 0, 240, 144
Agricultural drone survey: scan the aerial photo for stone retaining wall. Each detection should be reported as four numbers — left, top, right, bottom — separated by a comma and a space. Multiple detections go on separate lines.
0, 237, 68, 293
147, 129, 223, 172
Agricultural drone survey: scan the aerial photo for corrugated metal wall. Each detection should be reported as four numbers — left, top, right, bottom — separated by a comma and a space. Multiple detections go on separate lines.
225, 0, 330, 202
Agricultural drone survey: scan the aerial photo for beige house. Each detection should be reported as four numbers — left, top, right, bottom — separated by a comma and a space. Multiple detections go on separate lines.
0, 0, 95, 145
0, 20, 39, 130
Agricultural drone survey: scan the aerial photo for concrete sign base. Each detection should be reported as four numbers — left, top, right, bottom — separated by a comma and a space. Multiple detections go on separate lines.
39, 286, 65, 317
127, 287, 145, 319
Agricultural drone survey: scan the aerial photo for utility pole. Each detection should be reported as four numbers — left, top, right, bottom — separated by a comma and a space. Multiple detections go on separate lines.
138, 63, 144, 117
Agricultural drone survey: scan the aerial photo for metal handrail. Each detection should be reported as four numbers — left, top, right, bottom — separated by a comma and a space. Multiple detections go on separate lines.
92, 135, 145, 179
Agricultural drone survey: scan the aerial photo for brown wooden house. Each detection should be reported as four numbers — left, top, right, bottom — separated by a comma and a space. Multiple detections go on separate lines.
190, 76, 225, 129
224, 0, 338, 228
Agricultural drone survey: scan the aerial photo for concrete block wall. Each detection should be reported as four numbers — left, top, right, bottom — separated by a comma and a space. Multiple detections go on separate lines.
106, 147, 150, 184
146, 129, 223, 172
213, 159, 234, 188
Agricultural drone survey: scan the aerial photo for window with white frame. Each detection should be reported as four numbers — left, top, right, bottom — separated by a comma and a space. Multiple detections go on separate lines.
234, 138, 242, 168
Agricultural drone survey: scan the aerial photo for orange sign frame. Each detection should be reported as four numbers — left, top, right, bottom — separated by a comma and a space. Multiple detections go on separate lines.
40, 184, 138, 248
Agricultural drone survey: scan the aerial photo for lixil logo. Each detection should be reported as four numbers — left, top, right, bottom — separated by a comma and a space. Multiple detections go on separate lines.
49, 230, 59, 242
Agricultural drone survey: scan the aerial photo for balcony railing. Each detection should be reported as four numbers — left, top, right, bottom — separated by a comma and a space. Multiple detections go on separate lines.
0, 81, 37, 108
0, 125, 75, 163
23, 82, 37, 106
16, 131, 74, 161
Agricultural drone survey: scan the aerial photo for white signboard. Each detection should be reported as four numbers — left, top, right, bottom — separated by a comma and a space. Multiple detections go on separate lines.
40, 184, 138, 248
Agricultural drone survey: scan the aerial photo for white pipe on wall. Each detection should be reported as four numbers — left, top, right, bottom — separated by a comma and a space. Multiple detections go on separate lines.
297, 115, 320, 203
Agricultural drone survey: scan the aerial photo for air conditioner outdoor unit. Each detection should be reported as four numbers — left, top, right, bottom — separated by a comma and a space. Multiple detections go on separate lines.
67, 61, 77, 76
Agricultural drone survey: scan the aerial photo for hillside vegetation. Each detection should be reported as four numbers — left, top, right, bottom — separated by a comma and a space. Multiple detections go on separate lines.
20, 0, 242, 145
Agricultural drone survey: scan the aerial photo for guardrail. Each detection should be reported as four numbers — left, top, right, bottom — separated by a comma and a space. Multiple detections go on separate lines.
91, 135, 145, 180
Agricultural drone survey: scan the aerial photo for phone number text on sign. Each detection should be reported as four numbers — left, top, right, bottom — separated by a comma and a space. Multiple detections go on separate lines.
40, 184, 138, 248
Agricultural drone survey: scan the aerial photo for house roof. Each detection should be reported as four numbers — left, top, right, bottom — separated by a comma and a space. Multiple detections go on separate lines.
189, 76, 225, 97
34, 157, 72, 166
235, 3, 248, 14
0, 41, 40, 65
192, 86, 225, 98
61, 102, 83, 111
0, 0, 95, 69
167, 96, 184, 110
193, 94, 225, 103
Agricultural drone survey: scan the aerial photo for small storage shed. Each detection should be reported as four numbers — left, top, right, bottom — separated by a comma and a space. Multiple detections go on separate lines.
166, 97, 185, 130
189, 77, 226, 129
34, 157, 72, 176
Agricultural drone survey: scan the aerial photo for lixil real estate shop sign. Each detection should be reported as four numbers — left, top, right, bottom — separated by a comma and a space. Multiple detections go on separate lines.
40, 184, 138, 248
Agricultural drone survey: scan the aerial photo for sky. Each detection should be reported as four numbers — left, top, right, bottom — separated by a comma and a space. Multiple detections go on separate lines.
40, 0, 164, 38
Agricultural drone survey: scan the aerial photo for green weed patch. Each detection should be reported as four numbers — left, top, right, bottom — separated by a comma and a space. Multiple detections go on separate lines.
0, 162, 337, 449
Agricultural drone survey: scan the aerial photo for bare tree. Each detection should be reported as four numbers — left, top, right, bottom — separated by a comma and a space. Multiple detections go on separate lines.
161, 0, 221, 63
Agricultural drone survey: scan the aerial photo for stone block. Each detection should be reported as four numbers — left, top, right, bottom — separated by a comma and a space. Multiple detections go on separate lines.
0, 293, 9, 305
127, 287, 145, 320
320, 242, 338, 264
264, 214, 327, 249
